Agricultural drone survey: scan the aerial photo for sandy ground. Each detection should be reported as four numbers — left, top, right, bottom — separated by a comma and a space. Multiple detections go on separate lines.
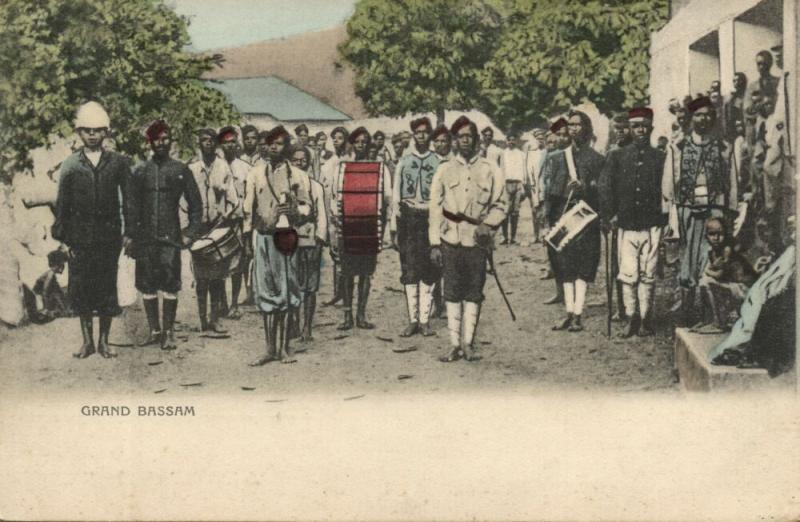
0, 207, 679, 397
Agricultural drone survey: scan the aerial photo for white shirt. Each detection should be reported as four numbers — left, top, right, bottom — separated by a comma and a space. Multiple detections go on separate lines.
293, 168, 328, 247
187, 156, 240, 224
500, 148, 527, 182
428, 154, 507, 247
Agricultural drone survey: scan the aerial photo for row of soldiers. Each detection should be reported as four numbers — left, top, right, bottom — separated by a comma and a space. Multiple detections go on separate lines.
52, 100, 513, 363
53, 76, 792, 364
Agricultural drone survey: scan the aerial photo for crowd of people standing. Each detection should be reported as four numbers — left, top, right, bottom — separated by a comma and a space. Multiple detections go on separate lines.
50, 42, 794, 374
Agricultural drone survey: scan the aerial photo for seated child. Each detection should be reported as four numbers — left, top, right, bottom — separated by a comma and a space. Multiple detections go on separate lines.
33, 250, 71, 319
693, 218, 757, 332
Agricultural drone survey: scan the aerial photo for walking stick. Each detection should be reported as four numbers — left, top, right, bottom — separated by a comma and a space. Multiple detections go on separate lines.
603, 230, 612, 338
486, 249, 516, 322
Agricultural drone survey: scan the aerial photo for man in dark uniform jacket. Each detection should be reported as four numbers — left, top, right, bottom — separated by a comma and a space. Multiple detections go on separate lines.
53, 101, 131, 359
600, 107, 667, 337
127, 120, 203, 350
542, 110, 605, 332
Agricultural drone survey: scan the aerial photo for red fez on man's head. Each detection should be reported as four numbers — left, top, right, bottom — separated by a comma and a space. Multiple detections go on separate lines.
549, 118, 567, 133
688, 96, 713, 113
410, 117, 432, 131
217, 125, 238, 143
264, 125, 290, 145
145, 120, 170, 143
628, 107, 653, 120
348, 126, 371, 144
431, 124, 450, 140
450, 115, 473, 135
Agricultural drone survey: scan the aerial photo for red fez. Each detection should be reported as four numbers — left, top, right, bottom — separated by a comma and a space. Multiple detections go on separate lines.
627, 107, 653, 120
410, 117, 432, 131
549, 118, 567, 133
450, 115, 473, 135
348, 126, 371, 144
217, 125, 238, 143
264, 125, 290, 145
688, 96, 712, 113
431, 124, 450, 140
145, 120, 170, 143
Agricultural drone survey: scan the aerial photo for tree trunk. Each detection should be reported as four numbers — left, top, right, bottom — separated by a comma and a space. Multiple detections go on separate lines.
435, 108, 446, 127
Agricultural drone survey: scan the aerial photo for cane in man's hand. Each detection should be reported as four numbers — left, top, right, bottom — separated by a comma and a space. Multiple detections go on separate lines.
603, 228, 612, 339
477, 230, 516, 322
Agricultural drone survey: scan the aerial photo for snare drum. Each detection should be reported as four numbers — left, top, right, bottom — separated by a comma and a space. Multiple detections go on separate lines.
545, 200, 598, 252
190, 224, 243, 265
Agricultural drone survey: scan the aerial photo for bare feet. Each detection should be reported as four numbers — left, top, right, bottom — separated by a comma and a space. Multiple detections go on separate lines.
161, 330, 177, 351
356, 316, 375, 329
73, 343, 95, 359
419, 322, 435, 337
399, 322, 419, 337
207, 320, 228, 334
97, 339, 112, 359
249, 354, 275, 366
462, 344, 481, 362
338, 311, 354, 330
138, 330, 161, 347
439, 346, 461, 363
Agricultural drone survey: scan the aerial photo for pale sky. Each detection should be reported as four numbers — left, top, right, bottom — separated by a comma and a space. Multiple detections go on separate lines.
171, 0, 357, 51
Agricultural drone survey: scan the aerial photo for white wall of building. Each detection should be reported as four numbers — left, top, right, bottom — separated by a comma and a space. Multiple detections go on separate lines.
649, 0, 797, 144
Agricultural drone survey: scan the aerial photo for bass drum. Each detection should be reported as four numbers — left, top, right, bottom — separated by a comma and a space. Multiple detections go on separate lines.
337, 161, 384, 256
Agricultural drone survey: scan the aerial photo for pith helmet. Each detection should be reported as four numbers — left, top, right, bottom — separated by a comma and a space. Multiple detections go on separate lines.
74, 101, 110, 129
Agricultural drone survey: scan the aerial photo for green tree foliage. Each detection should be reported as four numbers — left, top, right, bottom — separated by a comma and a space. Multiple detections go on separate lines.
0, 0, 239, 176
478, 0, 669, 130
339, 0, 502, 124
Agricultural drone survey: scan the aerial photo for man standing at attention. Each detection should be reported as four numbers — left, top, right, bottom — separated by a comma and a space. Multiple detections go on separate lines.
600, 108, 666, 338
429, 116, 507, 362
334, 127, 391, 330
662, 96, 736, 324
544, 111, 605, 333
499, 128, 527, 245
289, 146, 328, 342
245, 126, 311, 365
187, 128, 240, 334
318, 126, 351, 307
127, 120, 203, 350
53, 101, 131, 359
524, 128, 547, 244
390, 117, 441, 337
217, 126, 251, 320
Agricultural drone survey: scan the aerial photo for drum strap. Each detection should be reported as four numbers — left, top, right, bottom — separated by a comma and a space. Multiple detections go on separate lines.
264, 163, 280, 202
565, 146, 578, 183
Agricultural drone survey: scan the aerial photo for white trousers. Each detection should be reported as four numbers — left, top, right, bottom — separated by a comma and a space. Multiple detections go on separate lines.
617, 226, 662, 285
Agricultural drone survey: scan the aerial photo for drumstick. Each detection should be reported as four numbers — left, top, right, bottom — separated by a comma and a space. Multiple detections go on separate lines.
561, 188, 574, 216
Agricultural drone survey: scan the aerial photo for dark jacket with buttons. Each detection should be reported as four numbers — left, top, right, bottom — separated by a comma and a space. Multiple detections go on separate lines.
126, 157, 203, 246
52, 149, 131, 246
600, 142, 666, 230
542, 144, 605, 225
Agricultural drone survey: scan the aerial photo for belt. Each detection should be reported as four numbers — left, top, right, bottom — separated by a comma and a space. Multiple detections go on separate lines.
443, 209, 482, 226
